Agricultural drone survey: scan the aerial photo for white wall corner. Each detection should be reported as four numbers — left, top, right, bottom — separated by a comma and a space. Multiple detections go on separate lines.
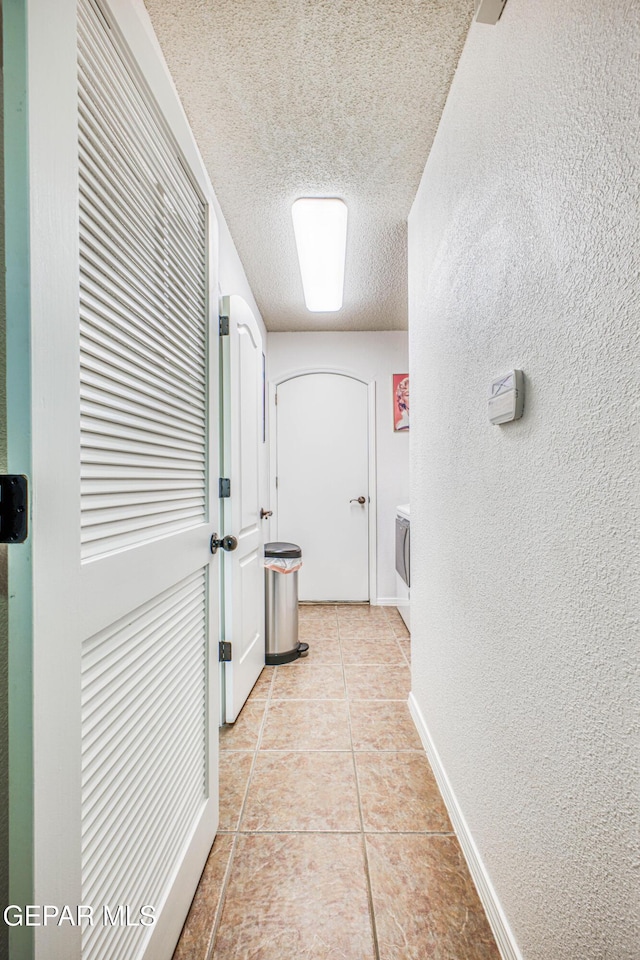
408, 693, 524, 960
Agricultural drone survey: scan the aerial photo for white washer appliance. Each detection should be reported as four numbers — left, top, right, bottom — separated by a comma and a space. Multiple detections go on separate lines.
395, 504, 410, 630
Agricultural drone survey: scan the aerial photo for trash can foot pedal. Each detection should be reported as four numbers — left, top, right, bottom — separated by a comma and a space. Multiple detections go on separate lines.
297, 642, 309, 657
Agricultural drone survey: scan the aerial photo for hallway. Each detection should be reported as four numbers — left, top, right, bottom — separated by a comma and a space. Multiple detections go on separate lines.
173, 604, 499, 959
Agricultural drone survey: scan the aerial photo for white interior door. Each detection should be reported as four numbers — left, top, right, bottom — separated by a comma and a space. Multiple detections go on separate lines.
6, 2, 221, 958
220, 295, 265, 722
276, 373, 370, 601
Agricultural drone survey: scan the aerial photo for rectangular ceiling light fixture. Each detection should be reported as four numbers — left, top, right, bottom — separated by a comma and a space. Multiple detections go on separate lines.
292, 198, 348, 312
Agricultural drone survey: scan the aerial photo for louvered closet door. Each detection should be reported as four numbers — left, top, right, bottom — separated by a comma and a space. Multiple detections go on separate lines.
76, 2, 219, 959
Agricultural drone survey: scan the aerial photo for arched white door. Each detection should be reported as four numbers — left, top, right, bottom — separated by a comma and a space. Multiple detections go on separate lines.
275, 373, 369, 601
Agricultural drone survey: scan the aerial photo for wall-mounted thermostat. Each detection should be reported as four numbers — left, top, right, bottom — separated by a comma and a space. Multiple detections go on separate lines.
488, 370, 524, 424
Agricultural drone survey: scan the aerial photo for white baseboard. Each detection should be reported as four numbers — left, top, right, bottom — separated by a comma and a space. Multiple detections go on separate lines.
408, 693, 523, 960
372, 597, 400, 606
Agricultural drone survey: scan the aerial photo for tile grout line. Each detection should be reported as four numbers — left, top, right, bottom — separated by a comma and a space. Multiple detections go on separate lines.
342, 613, 382, 960
349, 730, 383, 960
384, 604, 412, 676
207, 666, 276, 956
234, 664, 275, 824
367, 605, 413, 954
202, 831, 239, 960
389, 620, 411, 669
223, 745, 423, 754
240, 666, 275, 804
385, 607, 411, 669
397, 634, 411, 669
223, 825, 458, 837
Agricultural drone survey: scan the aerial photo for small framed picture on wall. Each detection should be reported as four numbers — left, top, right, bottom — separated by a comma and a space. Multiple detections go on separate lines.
393, 374, 409, 431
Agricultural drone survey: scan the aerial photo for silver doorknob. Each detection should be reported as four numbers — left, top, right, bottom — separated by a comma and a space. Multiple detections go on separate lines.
260, 508, 273, 519
350, 496, 366, 505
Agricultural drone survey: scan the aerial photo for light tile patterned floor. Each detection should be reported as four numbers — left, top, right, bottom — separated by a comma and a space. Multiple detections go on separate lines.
173, 604, 500, 960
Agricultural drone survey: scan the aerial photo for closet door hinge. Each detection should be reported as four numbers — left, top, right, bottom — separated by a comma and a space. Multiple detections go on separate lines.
219, 478, 231, 498
219, 641, 232, 662
219, 314, 229, 336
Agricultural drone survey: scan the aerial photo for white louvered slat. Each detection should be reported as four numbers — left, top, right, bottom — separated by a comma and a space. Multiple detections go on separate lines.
83, 669, 203, 821
80, 417, 204, 457
83, 713, 203, 870
77, 18, 203, 229
81, 399, 203, 445
77, 105, 204, 291
80, 348, 205, 421
77, 105, 206, 338
84, 685, 204, 867
80, 375, 205, 432
77, 130, 206, 307
80, 277, 206, 398
79, 217, 206, 362
78, 0, 208, 561
78, 152, 206, 312
77, 5, 203, 218
81, 569, 208, 960
79, 249, 206, 381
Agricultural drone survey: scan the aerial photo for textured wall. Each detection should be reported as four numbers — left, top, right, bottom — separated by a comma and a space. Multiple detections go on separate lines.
408, 2, 640, 958
267, 332, 409, 601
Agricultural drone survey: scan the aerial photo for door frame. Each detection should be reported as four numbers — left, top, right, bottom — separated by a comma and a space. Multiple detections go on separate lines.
269, 369, 378, 604
219, 293, 265, 723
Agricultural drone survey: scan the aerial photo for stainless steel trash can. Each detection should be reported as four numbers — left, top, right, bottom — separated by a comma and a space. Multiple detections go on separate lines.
264, 542, 308, 665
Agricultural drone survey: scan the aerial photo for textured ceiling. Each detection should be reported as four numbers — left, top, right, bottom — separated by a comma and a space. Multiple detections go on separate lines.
143, 0, 475, 331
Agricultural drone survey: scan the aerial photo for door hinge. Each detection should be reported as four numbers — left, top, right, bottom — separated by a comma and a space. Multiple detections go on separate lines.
275, 476, 278, 489
219, 477, 231, 498
219, 641, 232, 662
0, 475, 28, 543
275, 391, 278, 405
219, 314, 229, 336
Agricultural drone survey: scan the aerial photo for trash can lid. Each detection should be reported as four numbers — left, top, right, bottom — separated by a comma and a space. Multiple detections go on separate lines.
265, 541, 302, 559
